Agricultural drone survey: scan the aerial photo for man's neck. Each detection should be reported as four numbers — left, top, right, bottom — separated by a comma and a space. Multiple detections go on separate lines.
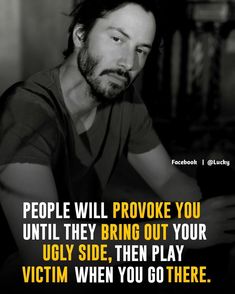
59, 53, 99, 118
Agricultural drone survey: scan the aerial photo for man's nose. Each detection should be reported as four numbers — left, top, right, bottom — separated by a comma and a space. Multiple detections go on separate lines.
118, 48, 137, 71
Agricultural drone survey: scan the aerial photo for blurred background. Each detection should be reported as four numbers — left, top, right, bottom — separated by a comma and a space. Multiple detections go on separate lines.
142, 0, 235, 168
0, 0, 72, 93
1, 0, 235, 286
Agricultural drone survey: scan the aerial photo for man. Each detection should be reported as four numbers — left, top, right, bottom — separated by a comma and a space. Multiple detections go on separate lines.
0, 0, 235, 286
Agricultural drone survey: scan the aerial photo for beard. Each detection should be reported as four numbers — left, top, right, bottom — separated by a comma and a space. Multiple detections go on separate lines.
77, 41, 131, 103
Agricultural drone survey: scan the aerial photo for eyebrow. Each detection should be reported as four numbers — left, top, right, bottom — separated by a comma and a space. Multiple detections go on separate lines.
107, 26, 152, 49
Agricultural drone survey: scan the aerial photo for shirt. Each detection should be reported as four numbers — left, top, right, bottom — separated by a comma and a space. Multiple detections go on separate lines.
0, 67, 160, 202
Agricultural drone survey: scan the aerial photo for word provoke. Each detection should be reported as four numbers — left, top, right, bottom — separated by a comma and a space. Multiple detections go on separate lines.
113, 202, 172, 219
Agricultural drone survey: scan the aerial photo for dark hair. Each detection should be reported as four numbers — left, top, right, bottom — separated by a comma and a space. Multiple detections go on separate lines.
63, 0, 161, 58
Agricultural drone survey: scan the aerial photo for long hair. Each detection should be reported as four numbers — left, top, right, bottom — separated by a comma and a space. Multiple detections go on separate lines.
63, 0, 161, 58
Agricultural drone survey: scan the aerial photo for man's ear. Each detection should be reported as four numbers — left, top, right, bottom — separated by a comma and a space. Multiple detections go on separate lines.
73, 24, 85, 48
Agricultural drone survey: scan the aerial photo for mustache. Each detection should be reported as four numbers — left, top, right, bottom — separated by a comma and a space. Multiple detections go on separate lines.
101, 69, 131, 84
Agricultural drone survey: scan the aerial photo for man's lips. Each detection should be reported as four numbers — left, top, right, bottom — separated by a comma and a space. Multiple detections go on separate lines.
107, 72, 128, 84
101, 69, 130, 85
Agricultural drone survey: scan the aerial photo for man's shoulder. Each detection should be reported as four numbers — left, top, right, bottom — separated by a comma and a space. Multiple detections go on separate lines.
0, 69, 63, 134
0, 67, 61, 118
2, 67, 59, 97
26, 67, 59, 90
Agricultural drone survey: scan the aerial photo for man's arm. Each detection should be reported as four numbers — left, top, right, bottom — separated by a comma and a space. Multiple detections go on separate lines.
128, 144, 202, 201
0, 163, 176, 266
0, 163, 59, 264
127, 144, 235, 247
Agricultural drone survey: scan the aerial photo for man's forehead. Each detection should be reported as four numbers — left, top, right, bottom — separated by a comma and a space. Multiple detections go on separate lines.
93, 3, 156, 42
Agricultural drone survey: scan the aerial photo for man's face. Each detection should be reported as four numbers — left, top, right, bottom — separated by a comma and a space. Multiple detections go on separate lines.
77, 3, 156, 101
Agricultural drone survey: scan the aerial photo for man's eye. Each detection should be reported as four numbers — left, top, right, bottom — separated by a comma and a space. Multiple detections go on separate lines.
136, 48, 147, 56
111, 36, 122, 43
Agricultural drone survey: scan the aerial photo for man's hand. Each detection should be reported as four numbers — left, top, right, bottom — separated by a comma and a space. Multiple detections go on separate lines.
186, 196, 235, 249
